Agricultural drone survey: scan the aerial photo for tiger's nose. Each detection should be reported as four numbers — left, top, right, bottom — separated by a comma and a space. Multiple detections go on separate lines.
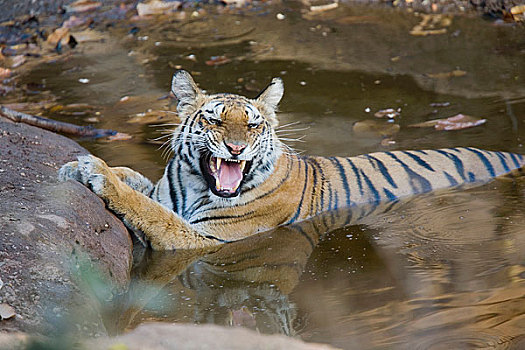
225, 142, 247, 156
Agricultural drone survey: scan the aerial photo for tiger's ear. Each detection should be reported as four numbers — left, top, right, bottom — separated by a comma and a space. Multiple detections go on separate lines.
171, 70, 203, 116
256, 77, 284, 111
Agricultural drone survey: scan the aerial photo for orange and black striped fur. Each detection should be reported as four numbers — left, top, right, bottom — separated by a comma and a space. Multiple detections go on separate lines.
59, 70, 525, 250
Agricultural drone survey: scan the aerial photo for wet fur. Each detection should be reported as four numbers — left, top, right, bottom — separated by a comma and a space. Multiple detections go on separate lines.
59, 71, 525, 250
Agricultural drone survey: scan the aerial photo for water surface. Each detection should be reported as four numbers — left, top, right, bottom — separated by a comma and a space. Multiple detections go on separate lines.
12, 4, 525, 348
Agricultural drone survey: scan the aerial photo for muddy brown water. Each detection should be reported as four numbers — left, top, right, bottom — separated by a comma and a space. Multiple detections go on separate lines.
10, 4, 525, 349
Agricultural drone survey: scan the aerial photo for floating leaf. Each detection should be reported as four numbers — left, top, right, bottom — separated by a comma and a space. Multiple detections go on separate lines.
8, 55, 26, 68
380, 138, 396, 146
62, 15, 90, 29
353, 119, 400, 137
222, 0, 248, 6
374, 108, 400, 119
127, 110, 178, 124
410, 114, 486, 131
429, 102, 451, 107
410, 14, 451, 36
205, 55, 231, 66
70, 29, 106, 43
65, 0, 102, 13
426, 70, 467, 79
310, 2, 339, 13
510, 5, 525, 21
136, 0, 181, 17
0, 304, 15, 320
106, 132, 132, 141
47, 27, 70, 46
0, 67, 12, 78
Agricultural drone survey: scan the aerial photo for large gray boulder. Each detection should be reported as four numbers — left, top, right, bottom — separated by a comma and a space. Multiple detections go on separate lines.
0, 118, 338, 350
0, 117, 132, 336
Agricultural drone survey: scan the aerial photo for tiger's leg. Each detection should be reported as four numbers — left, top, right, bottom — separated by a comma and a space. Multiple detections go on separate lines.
60, 155, 220, 250
59, 161, 154, 195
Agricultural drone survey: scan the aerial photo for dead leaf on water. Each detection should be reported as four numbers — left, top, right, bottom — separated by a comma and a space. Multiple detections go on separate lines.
47, 27, 70, 46
310, 2, 339, 13
409, 113, 486, 131
127, 110, 178, 124
410, 14, 451, 36
353, 119, 400, 137
0, 303, 16, 320
106, 132, 133, 141
136, 0, 181, 17
380, 138, 396, 146
205, 56, 231, 66
65, 0, 102, 13
222, 0, 248, 7
426, 70, 467, 79
8, 55, 26, 68
70, 29, 106, 43
3, 98, 58, 114
429, 102, 451, 107
62, 15, 90, 29
0, 67, 12, 78
510, 5, 525, 21
84, 117, 100, 123
374, 108, 400, 119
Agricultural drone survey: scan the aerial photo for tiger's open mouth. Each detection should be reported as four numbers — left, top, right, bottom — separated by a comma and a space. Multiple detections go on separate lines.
200, 154, 252, 198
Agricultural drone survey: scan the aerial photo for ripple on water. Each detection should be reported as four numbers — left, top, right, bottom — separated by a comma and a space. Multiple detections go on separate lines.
411, 330, 515, 350
369, 186, 525, 252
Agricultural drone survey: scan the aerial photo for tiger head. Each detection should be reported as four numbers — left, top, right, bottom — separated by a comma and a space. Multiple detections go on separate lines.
171, 70, 284, 198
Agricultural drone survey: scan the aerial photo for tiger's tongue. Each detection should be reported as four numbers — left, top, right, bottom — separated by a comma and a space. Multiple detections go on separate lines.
217, 161, 242, 190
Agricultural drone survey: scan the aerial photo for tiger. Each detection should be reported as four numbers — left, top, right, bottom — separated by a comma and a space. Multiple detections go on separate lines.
58, 70, 525, 250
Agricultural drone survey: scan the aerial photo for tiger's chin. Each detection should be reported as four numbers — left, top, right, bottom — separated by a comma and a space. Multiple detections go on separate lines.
200, 153, 253, 198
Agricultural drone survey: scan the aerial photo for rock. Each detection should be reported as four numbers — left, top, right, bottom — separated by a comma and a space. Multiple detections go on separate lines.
0, 117, 132, 337
0, 323, 339, 349
87, 323, 338, 350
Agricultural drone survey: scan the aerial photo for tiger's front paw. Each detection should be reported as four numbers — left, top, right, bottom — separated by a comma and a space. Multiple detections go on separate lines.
75, 155, 118, 196
58, 160, 81, 183
58, 155, 111, 187
60, 155, 120, 198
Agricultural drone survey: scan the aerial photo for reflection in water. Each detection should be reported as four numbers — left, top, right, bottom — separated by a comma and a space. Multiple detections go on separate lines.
9, 4, 525, 348
104, 179, 525, 349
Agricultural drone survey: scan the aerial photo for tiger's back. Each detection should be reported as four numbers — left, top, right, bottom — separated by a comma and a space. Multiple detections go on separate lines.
59, 70, 525, 249
156, 147, 524, 242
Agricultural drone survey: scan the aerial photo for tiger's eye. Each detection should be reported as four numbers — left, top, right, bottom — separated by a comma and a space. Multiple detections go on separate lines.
208, 118, 222, 126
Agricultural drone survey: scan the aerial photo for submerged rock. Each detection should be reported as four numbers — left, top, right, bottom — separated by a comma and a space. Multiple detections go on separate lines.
0, 117, 132, 337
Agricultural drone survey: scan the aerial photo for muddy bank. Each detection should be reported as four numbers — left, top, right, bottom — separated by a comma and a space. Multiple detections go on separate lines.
0, 117, 132, 336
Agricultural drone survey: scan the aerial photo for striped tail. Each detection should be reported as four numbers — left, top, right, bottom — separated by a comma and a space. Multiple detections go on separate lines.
320, 147, 525, 208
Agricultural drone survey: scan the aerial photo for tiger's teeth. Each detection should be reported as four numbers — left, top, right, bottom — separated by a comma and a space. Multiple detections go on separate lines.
216, 157, 222, 170
215, 177, 221, 191
240, 160, 246, 171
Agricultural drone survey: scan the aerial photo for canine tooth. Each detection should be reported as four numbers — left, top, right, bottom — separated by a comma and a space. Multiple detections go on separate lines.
215, 177, 221, 190
216, 157, 222, 170
240, 160, 246, 171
